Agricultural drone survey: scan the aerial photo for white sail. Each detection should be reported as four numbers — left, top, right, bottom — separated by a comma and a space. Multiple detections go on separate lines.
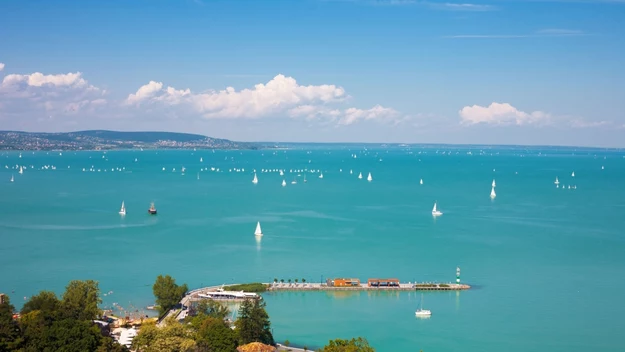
350, 169, 353, 174
554, 177, 560, 185
319, 172, 324, 179
571, 171, 575, 177
19, 166, 23, 174
420, 178, 423, 185
492, 179, 496, 188
490, 186, 496, 199
367, 172, 372, 182
282, 179, 286, 187
432, 202, 442, 216
252, 173, 258, 184
197, 173, 200, 180
10, 174, 14, 182
358, 172, 363, 179
200, 157, 203, 162
279, 170, 284, 176
255, 222, 263, 236
119, 201, 126, 215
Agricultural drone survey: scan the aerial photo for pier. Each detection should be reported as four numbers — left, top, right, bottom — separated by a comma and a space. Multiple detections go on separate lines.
266, 282, 470, 291
160, 278, 470, 324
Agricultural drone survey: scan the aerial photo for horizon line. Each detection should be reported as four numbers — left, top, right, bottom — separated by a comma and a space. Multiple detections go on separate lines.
1, 130, 623, 150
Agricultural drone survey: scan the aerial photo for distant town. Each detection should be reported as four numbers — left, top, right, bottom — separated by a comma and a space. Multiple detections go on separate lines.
0, 130, 263, 151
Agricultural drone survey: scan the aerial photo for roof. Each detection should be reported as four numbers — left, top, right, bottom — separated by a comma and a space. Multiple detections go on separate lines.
236, 342, 277, 352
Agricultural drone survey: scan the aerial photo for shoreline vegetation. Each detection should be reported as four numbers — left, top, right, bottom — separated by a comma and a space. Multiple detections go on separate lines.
0, 276, 378, 352
223, 283, 269, 293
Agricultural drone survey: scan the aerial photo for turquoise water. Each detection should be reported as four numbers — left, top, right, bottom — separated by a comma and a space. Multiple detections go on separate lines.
1, 147, 624, 351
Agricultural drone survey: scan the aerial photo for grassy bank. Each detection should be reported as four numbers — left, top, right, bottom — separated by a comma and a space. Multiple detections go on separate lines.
224, 283, 268, 293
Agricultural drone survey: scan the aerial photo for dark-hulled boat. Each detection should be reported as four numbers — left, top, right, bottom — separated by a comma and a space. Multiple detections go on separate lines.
148, 202, 157, 215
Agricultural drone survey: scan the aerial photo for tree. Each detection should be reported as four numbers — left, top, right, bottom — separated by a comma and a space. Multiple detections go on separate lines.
22, 291, 61, 319
287, 279, 291, 285
294, 279, 298, 285
152, 275, 188, 316
61, 280, 102, 320
280, 279, 284, 284
0, 295, 21, 351
319, 337, 375, 352
194, 316, 237, 352
193, 300, 230, 321
302, 278, 306, 285
235, 299, 274, 346
132, 317, 196, 352
273, 278, 278, 284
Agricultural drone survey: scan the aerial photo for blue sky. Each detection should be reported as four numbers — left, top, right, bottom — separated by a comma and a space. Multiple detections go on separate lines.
1, 0, 624, 146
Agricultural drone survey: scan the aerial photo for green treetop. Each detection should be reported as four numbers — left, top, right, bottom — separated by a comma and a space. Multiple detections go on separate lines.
152, 275, 188, 316
319, 337, 376, 352
235, 298, 274, 346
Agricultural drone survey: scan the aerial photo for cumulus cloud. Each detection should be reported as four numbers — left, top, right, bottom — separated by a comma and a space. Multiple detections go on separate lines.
0, 70, 106, 118
125, 81, 163, 105
126, 74, 348, 119
0, 63, 4, 72
287, 104, 402, 125
1, 67, 404, 128
458, 102, 550, 125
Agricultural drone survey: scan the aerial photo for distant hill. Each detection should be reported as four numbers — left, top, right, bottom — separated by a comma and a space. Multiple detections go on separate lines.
0, 130, 261, 150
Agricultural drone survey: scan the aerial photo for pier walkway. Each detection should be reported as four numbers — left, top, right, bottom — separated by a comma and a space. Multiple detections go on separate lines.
266, 282, 470, 291
160, 281, 470, 325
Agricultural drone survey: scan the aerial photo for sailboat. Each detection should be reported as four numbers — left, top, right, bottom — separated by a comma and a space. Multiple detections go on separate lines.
358, 172, 363, 179
490, 186, 496, 199
367, 172, 372, 182
10, 174, 14, 182
303, 174, 307, 183
420, 179, 423, 185
148, 202, 157, 215
254, 222, 263, 237
282, 179, 287, 187
119, 201, 126, 215
318, 172, 324, 179
432, 202, 443, 216
492, 179, 496, 188
415, 294, 432, 317
279, 170, 284, 176
200, 157, 203, 162
291, 177, 297, 184
554, 177, 560, 188
571, 171, 575, 177
197, 172, 200, 180
350, 169, 353, 175
252, 173, 258, 184
18, 166, 23, 174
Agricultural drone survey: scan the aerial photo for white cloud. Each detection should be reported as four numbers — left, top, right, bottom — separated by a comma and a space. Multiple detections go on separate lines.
433, 3, 496, 11
459, 102, 551, 125
0, 63, 4, 72
125, 81, 163, 105
126, 74, 347, 119
2, 72, 89, 88
341, 105, 400, 125
446, 29, 585, 39
288, 104, 402, 125
0, 67, 404, 129
0, 70, 106, 118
